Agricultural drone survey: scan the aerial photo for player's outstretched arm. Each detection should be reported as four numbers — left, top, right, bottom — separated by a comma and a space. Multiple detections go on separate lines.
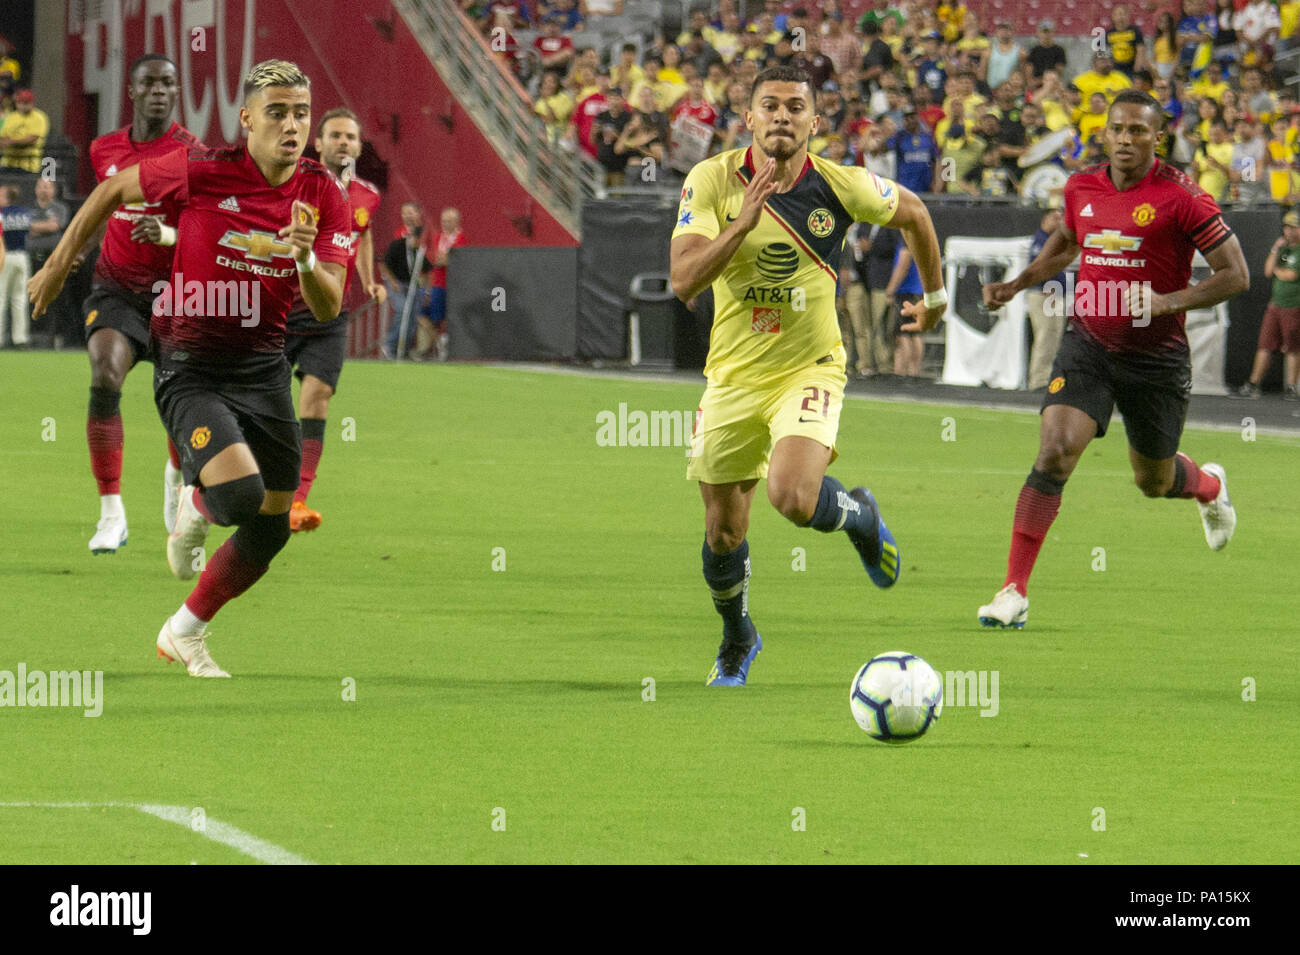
28, 165, 144, 320
983, 221, 1080, 310
1129, 234, 1250, 319
670, 156, 778, 302
888, 186, 946, 331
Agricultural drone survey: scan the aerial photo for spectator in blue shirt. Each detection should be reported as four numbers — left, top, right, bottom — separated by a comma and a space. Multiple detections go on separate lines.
914, 33, 948, 99
887, 107, 938, 194
885, 241, 925, 376
1176, 0, 1217, 69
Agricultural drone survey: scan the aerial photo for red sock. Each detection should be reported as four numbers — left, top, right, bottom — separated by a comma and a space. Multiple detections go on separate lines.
184, 538, 268, 622
297, 438, 322, 504
167, 438, 180, 469
1004, 474, 1064, 596
191, 486, 218, 524
87, 415, 124, 496
1172, 452, 1220, 503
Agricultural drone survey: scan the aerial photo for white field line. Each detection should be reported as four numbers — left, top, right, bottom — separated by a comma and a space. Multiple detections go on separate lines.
0, 802, 316, 865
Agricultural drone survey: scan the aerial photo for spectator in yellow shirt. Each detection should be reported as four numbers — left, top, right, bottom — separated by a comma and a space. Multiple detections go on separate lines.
1267, 117, 1300, 201
1195, 121, 1234, 200
937, 1, 967, 43
955, 12, 992, 83
1281, 0, 1300, 50
1190, 60, 1230, 101
610, 43, 644, 94
1032, 70, 1074, 131
1072, 52, 1132, 106
533, 71, 574, 142
659, 45, 685, 85
0, 89, 48, 173
1077, 92, 1110, 144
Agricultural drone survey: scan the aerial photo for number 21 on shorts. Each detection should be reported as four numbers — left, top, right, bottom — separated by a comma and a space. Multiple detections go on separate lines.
799, 386, 831, 422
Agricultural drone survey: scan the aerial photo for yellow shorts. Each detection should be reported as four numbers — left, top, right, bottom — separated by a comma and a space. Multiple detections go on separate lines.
686, 366, 847, 484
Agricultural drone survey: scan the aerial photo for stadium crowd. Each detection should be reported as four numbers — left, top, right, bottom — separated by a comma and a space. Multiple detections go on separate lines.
470, 0, 1300, 206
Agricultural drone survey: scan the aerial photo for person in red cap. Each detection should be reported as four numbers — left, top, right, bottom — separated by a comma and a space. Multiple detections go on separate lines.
0, 88, 48, 173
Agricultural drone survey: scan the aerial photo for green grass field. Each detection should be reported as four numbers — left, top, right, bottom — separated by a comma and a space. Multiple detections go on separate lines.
2, 352, 1297, 864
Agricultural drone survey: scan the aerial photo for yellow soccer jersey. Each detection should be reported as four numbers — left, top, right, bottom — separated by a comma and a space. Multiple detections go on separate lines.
672, 147, 901, 389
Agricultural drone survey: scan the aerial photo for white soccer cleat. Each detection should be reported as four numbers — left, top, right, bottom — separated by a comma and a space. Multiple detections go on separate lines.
978, 584, 1029, 629
163, 461, 183, 534
156, 619, 230, 678
88, 515, 129, 554
167, 485, 211, 580
1197, 463, 1236, 551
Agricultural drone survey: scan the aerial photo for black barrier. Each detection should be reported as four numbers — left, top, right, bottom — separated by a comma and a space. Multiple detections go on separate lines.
575, 198, 1286, 387
445, 247, 578, 361
443, 200, 1287, 379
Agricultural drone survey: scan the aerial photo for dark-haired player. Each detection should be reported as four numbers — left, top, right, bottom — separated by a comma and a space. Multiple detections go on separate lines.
282, 107, 384, 533
977, 89, 1248, 629
31, 60, 351, 676
82, 54, 202, 553
670, 65, 945, 686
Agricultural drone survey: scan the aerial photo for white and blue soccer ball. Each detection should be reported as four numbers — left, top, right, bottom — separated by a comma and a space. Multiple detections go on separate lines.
850, 651, 943, 743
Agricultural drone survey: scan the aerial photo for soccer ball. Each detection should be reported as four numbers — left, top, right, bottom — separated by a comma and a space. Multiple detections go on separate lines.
850, 651, 943, 743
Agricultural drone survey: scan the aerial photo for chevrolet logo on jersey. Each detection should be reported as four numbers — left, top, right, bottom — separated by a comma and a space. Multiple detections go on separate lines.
217, 230, 296, 262
1082, 230, 1143, 254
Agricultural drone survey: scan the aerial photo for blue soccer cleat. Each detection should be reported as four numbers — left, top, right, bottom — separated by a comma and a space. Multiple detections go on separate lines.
849, 488, 900, 588
706, 632, 763, 686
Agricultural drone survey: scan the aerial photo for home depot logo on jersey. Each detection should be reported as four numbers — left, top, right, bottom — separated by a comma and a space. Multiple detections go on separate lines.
751, 307, 782, 333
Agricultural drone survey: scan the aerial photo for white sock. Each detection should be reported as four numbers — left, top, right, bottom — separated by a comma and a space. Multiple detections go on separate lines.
165, 460, 182, 481
100, 494, 125, 520
170, 604, 208, 637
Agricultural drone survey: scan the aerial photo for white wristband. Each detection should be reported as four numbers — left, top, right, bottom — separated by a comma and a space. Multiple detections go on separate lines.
156, 224, 177, 247
295, 250, 317, 274
923, 288, 948, 309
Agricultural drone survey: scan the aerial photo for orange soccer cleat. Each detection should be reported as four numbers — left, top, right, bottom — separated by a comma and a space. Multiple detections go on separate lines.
289, 500, 322, 533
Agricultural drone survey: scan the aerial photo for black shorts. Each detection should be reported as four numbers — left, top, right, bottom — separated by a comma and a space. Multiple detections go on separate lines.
1042, 325, 1192, 460
83, 285, 155, 364
284, 310, 349, 391
153, 352, 301, 492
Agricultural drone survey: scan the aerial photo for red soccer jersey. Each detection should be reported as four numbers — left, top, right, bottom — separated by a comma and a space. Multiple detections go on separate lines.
574, 92, 608, 159
672, 97, 719, 127
287, 174, 383, 326
138, 146, 352, 356
1064, 159, 1232, 353
430, 230, 466, 289
90, 122, 203, 293
533, 34, 574, 61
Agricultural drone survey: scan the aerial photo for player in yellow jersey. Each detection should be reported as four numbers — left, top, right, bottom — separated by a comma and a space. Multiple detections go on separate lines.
670, 66, 946, 686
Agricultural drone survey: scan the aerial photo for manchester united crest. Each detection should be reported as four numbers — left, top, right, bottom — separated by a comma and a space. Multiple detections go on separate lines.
354, 207, 370, 228
807, 208, 834, 237
190, 426, 212, 450
1132, 203, 1156, 227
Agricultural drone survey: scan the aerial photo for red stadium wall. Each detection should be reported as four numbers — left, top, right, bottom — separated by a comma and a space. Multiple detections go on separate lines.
62, 0, 577, 248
